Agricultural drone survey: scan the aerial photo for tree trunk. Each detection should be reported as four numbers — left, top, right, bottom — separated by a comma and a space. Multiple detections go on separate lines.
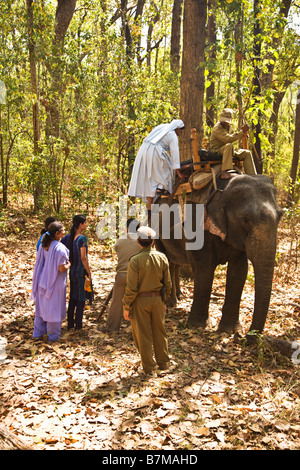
180, 0, 207, 160
234, 2, 244, 131
135, 0, 146, 65
205, 0, 216, 129
0, 107, 5, 206
47, 0, 77, 138
171, 0, 183, 73
120, 0, 136, 173
43, 0, 76, 211
252, 0, 262, 173
26, 0, 43, 211
54, 0, 77, 44
262, 0, 292, 177
146, 3, 160, 69
287, 88, 300, 205
26, 0, 40, 151
268, 87, 287, 176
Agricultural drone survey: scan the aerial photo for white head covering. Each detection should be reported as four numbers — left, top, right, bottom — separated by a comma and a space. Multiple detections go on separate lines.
147, 119, 185, 145
137, 226, 156, 239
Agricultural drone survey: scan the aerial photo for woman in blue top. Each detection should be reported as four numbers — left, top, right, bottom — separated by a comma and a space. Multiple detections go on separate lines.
62, 215, 92, 331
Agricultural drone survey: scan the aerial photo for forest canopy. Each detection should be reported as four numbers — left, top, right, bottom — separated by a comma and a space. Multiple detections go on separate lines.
0, 0, 300, 215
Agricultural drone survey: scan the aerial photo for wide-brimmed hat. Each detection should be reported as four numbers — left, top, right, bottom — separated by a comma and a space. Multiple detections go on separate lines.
219, 108, 234, 123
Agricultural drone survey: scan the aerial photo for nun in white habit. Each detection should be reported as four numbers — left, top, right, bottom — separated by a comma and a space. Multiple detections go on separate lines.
128, 119, 185, 209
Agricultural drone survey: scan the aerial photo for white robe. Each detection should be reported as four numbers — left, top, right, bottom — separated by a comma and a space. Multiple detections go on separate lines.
128, 119, 184, 200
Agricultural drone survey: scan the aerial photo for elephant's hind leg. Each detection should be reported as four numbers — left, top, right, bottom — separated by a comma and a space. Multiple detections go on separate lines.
186, 264, 215, 328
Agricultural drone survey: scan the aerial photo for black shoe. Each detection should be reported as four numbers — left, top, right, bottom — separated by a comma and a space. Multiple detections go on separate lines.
156, 188, 170, 195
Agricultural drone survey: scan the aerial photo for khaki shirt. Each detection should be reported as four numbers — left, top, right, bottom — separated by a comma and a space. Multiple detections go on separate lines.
114, 234, 141, 273
123, 246, 172, 309
209, 122, 244, 153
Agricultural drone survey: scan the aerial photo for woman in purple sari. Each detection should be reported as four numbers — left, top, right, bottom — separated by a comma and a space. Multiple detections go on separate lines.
32, 221, 71, 342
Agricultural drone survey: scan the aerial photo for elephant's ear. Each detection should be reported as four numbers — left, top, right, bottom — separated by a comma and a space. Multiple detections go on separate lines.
204, 190, 227, 241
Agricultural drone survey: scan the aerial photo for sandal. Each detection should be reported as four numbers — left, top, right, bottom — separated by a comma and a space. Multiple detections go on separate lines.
156, 188, 170, 195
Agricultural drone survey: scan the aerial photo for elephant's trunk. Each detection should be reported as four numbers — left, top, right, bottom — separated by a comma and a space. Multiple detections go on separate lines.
246, 221, 278, 333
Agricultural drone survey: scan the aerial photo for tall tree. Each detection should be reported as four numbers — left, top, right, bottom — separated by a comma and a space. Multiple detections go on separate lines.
26, 0, 42, 210
47, 0, 77, 138
146, 1, 161, 69
265, 0, 293, 161
170, 0, 183, 73
252, 0, 292, 174
287, 88, 300, 205
45, 0, 77, 212
233, 0, 244, 130
119, 0, 137, 173
205, 0, 217, 128
252, 0, 263, 173
135, 0, 146, 64
180, 0, 207, 159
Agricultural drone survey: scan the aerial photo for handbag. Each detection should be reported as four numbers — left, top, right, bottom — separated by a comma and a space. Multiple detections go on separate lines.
84, 275, 92, 292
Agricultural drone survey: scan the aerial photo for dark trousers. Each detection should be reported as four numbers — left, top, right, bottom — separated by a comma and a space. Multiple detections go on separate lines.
67, 299, 85, 330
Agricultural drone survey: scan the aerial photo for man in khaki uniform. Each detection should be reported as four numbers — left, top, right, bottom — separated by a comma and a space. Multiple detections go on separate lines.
101, 218, 141, 333
123, 226, 172, 375
209, 108, 257, 179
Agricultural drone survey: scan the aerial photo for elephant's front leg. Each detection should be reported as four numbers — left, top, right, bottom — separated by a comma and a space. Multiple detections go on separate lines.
218, 252, 248, 333
186, 263, 215, 328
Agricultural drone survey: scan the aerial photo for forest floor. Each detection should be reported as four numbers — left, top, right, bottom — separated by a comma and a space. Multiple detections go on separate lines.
0, 210, 299, 451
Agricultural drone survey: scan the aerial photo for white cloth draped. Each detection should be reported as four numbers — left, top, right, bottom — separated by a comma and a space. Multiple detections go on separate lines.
128, 119, 184, 201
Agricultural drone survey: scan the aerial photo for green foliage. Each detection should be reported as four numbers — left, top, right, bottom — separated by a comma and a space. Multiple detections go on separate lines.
204, 0, 300, 195
0, 0, 299, 211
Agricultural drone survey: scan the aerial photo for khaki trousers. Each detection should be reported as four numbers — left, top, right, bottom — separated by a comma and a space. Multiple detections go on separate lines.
131, 296, 169, 374
106, 272, 127, 332
219, 143, 257, 174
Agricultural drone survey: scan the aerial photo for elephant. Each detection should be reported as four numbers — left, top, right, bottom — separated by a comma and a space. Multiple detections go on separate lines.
152, 173, 282, 334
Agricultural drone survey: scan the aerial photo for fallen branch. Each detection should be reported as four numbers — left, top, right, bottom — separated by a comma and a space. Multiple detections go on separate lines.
234, 332, 300, 362
0, 425, 32, 450
96, 288, 113, 322
263, 335, 299, 360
